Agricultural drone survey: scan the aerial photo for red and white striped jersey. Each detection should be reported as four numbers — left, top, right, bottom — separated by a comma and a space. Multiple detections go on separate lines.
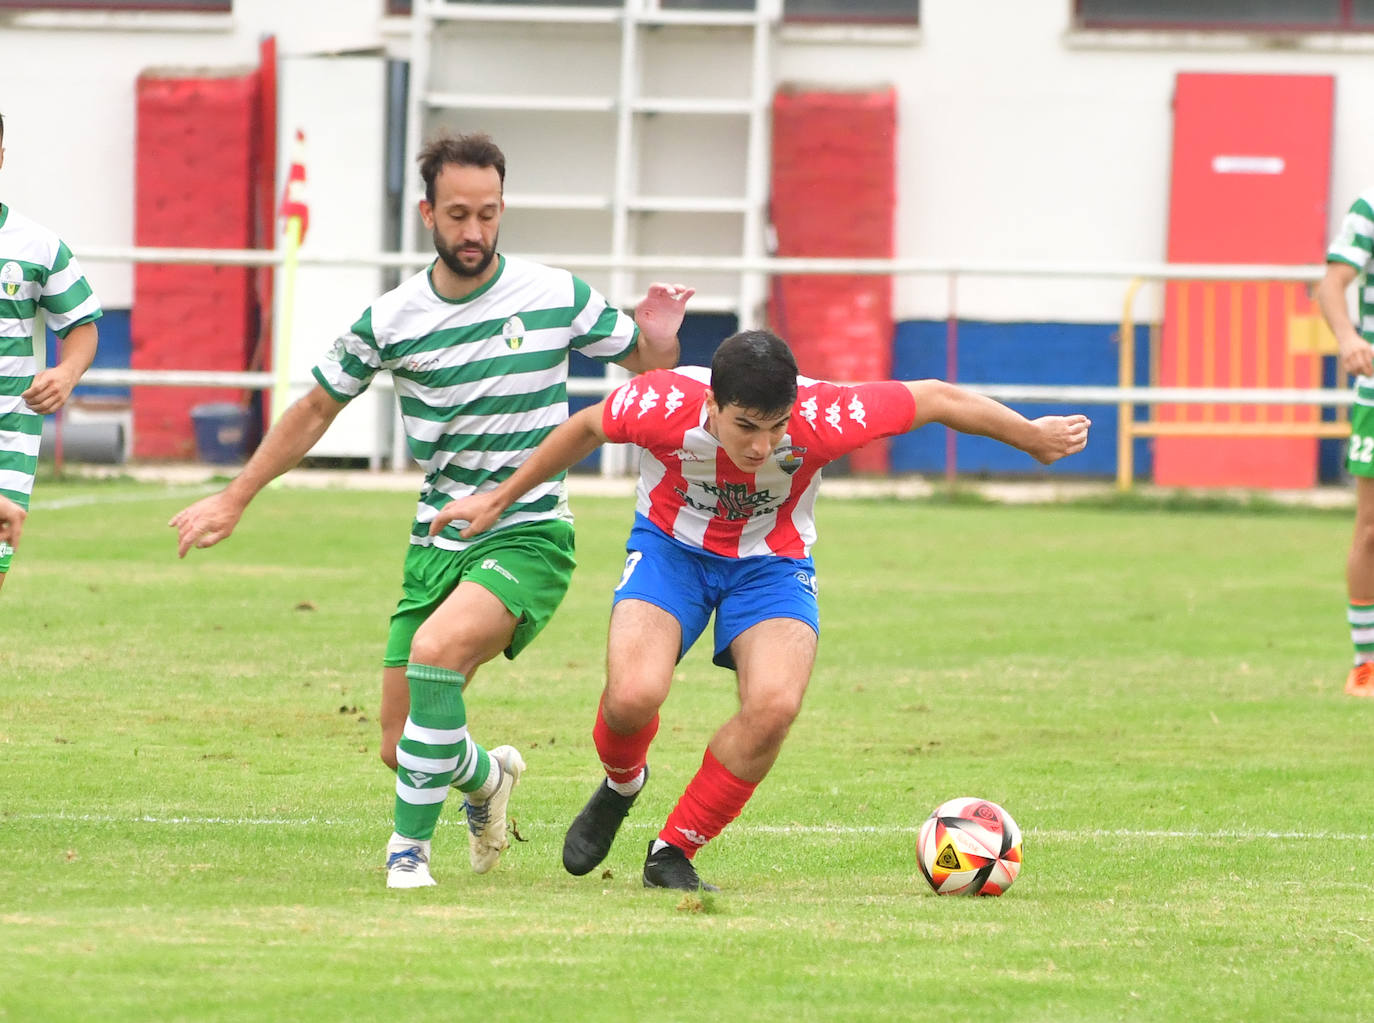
602, 367, 916, 558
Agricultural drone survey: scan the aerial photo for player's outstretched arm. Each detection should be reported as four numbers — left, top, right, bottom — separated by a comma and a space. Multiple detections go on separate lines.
907, 379, 1090, 466
618, 283, 695, 373
0, 495, 25, 550
430, 400, 611, 539
168, 385, 345, 558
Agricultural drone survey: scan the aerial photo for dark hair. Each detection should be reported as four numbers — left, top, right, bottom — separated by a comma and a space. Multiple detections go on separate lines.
0, 112, 5, 143
709, 329, 799, 416
417, 132, 506, 204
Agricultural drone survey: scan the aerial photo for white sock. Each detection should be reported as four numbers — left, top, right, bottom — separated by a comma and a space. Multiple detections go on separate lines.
608, 767, 646, 797
468, 756, 502, 802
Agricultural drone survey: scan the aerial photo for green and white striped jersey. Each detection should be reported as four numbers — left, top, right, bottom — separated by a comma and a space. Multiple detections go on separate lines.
0, 203, 102, 507
312, 254, 639, 550
1328, 187, 1374, 345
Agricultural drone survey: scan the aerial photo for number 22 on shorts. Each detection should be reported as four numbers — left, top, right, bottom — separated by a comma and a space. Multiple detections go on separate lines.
1351, 433, 1374, 464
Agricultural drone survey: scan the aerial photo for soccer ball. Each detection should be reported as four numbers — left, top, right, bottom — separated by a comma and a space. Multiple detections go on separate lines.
916, 796, 1023, 896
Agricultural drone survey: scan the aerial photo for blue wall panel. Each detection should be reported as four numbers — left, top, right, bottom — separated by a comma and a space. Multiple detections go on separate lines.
889, 319, 1153, 479
46, 309, 132, 400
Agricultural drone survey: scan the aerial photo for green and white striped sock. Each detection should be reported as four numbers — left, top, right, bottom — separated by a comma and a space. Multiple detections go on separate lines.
1348, 602, 1374, 666
393, 663, 493, 841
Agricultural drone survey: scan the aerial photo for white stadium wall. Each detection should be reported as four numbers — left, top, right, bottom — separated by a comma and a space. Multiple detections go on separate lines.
4, 2, 1374, 333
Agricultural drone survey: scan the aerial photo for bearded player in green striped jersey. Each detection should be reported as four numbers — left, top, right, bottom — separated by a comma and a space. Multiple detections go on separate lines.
0, 112, 102, 593
1319, 185, 1374, 698
170, 133, 692, 887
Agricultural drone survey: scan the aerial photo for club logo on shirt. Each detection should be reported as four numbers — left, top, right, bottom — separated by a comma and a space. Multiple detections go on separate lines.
775, 444, 807, 475
613, 383, 639, 420
502, 315, 525, 350
848, 394, 868, 428
825, 400, 844, 432
0, 261, 22, 298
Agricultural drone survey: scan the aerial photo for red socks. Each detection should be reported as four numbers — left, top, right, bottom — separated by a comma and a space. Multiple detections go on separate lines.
659, 748, 757, 859
592, 695, 658, 784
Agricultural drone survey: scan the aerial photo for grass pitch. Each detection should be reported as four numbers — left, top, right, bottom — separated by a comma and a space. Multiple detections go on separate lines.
2, 477, 1372, 1022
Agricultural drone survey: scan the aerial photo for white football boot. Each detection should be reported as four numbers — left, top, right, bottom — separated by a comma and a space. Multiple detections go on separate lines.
463, 745, 526, 874
385, 833, 436, 888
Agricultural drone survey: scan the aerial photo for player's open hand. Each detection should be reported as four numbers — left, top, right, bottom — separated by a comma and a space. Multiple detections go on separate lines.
169, 492, 245, 558
22, 366, 78, 416
1028, 414, 1091, 465
634, 283, 695, 341
0, 495, 26, 551
428, 493, 502, 539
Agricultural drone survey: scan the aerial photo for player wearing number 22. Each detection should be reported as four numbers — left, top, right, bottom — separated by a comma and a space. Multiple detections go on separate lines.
431, 329, 1090, 891
1317, 184, 1374, 697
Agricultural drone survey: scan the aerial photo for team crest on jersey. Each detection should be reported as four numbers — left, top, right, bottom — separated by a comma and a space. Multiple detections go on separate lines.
0, 261, 22, 298
775, 444, 807, 475
502, 315, 525, 350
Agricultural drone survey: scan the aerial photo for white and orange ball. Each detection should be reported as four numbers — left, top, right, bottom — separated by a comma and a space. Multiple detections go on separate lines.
916, 797, 1022, 896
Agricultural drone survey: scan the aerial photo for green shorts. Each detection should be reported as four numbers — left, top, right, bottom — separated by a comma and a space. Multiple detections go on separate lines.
383, 518, 576, 667
1349, 391, 1374, 477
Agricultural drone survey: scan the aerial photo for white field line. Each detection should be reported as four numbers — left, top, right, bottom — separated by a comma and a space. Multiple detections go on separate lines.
32, 484, 219, 511
8, 813, 1373, 842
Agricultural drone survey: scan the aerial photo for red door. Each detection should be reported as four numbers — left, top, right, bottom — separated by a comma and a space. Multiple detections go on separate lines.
1154, 72, 1333, 488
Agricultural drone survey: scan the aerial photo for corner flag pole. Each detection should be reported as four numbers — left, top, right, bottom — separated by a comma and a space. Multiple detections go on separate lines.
272, 129, 309, 426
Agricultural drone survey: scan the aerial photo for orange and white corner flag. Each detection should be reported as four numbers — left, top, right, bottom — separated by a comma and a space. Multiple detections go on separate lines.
278, 129, 309, 243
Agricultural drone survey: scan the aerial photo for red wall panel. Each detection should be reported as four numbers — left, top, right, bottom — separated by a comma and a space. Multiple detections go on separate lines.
770, 88, 896, 473
133, 72, 258, 458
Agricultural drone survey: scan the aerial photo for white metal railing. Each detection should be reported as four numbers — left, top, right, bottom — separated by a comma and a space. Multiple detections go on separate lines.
70, 245, 1351, 482
77, 245, 1327, 281
76, 242, 1333, 402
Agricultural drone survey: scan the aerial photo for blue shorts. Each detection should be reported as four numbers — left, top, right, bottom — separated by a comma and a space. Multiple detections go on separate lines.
613, 514, 820, 670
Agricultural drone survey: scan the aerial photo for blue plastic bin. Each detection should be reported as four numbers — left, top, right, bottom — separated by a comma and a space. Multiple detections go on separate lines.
190, 402, 249, 464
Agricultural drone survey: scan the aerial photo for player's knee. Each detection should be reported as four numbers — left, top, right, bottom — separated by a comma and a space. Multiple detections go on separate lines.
602, 685, 666, 732
1354, 518, 1374, 557
744, 691, 804, 743
408, 625, 481, 671
407, 629, 449, 667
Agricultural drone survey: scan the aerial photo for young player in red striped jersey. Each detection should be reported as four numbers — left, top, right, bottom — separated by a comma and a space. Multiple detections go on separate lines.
431, 329, 1090, 890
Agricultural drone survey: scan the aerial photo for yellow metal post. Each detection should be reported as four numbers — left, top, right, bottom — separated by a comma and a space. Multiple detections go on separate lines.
1117, 278, 1145, 492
